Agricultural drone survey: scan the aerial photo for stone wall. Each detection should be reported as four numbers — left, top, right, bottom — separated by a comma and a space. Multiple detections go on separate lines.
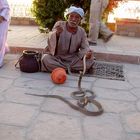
116, 18, 140, 37
10, 17, 37, 26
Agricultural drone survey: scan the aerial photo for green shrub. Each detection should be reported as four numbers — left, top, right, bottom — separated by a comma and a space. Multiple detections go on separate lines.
31, 0, 123, 32
31, 0, 90, 31
31, 0, 67, 30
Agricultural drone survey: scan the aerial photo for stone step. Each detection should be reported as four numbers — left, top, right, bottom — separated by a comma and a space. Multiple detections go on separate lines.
9, 46, 140, 64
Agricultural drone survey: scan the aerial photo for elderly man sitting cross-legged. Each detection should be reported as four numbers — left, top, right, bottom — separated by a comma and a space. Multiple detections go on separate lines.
41, 6, 95, 73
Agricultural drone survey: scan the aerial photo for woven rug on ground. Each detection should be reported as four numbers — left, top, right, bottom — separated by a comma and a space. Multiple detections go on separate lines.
85, 61, 125, 81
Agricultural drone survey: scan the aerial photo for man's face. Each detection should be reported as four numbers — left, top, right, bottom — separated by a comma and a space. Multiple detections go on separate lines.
67, 12, 81, 28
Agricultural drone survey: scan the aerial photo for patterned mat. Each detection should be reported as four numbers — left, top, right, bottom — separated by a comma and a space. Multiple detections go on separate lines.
85, 61, 125, 81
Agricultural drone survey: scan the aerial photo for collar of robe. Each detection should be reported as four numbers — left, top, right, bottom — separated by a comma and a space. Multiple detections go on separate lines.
66, 22, 78, 34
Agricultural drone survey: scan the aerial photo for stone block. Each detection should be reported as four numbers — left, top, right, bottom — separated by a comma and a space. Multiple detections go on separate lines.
10, 17, 37, 26
116, 18, 140, 37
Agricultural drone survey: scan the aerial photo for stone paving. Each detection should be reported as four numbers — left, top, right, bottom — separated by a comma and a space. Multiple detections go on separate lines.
0, 25, 140, 139
0, 54, 140, 140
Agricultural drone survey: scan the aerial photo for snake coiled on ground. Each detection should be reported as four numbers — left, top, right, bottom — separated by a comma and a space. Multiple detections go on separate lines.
25, 55, 103, 116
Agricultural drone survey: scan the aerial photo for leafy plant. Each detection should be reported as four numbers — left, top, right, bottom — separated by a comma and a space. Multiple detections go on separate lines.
31, 0, 67, 30
31, 0, 125, 31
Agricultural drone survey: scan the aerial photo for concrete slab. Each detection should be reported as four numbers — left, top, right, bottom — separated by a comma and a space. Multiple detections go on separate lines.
1, 24, 140, 139
0, 54, 140, 139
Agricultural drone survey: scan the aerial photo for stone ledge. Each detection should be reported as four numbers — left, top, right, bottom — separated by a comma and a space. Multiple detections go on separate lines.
116, 18, 140, 24
116, 18, 140, 37
94, 52, 140, 64
10, 17, 37, 26
9, 46, 140, 64
9, 46, 44, 54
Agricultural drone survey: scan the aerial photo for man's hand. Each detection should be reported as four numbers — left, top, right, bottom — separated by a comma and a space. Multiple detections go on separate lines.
86, 50, 93, 59
0, 16, 4, 23
55, 25, 63, 36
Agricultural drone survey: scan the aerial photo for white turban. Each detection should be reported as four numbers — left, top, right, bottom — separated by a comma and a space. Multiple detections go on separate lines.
65, 6, 84, 18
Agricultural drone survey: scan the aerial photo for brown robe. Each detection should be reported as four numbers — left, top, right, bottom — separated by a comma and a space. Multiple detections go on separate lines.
41, 21, 94, 72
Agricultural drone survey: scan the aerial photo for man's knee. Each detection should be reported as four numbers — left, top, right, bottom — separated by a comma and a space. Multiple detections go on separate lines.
42, 54, 52, 64
41, 54, 53, 72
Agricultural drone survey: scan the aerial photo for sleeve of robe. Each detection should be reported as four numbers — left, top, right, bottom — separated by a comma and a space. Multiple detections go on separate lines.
0, 0, 10, 21
77, 27, 91, 59
46, 21, 64, 55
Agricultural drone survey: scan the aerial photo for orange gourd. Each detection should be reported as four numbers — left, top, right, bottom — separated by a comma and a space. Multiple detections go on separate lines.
51, 68, 67, 84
